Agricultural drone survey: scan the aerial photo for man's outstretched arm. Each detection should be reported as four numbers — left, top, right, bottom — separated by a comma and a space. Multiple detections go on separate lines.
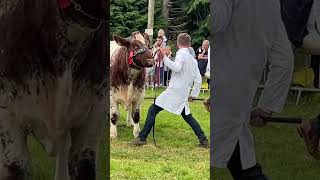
258, 36, 294, 114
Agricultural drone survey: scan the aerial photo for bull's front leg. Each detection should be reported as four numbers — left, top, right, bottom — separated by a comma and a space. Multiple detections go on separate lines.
110, 98, 119, 139
68, 99, 106, 180
0, 107, 30, 180
126, 104, 133, 127
132, 101, 142, 138
54, 132, 71, 180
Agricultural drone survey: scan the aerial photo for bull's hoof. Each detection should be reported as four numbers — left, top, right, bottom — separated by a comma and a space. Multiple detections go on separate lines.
110, 134, 117, 140
133, 126, 140, 138
69, 149, 96, 180
110, 125, 117, 140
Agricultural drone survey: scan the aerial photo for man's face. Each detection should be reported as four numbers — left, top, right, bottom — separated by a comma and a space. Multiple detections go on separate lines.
156, 38, 163, 46
202, 41, 209, 51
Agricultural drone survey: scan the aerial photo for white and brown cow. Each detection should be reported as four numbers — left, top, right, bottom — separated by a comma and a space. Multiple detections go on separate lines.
0, 0, 107, 179
110, 32, 154, 139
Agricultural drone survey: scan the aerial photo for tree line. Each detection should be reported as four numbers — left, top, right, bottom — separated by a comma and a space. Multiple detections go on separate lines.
110, 0, 209, 49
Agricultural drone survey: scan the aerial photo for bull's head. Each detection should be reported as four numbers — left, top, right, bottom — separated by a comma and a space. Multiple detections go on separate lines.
113, 34, 155, 68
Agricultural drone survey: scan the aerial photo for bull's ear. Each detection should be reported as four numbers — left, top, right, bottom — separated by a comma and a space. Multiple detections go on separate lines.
113, 34, 130, 48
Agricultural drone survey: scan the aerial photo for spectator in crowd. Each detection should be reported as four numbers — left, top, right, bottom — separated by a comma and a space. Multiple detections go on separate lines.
203, 46, 211, 112
196, 40, 209, 75
196, 40, 210, 88
164, 46, 173, 86
146, 66, 155, 88
152, 36, 165, 87
307, 1, 320, 88
158, 29, 167, 48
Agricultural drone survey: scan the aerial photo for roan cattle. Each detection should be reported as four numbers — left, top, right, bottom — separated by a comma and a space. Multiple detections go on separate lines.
0, 0, 108, 179
110, 32, 154, 139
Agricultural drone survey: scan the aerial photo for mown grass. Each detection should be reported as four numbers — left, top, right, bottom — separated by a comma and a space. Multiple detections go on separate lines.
111, 88, 210, 180
213, 92, 320, 180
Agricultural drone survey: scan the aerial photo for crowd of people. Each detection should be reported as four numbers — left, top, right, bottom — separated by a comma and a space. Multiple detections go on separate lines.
145, 29, 210, 90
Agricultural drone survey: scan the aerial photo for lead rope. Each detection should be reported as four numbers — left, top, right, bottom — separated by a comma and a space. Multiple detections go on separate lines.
315, 21, 320, 36
152, 93, 157, 147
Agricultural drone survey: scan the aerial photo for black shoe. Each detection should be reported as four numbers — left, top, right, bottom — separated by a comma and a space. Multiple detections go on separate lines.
199, 138, 209, 148
130, 138, 147, 146
242, 164, 269, 180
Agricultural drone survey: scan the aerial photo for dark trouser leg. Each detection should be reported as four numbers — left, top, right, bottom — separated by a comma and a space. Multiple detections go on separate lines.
311, 55, 320, 88
311, 115, 320, 136
164, 71, 168, 86
181, 108, 207, 141
227, 142, 268, 180
227, 142, 243, 180
138, 103, 163, 141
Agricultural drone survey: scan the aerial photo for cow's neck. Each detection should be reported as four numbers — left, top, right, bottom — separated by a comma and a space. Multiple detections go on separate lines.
128, 67, 141, 82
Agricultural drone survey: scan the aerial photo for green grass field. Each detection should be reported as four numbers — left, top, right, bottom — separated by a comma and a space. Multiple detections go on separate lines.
26, 87, 320, 179
110, 88, 210, 179
28, 131, 107, 179
214, 92, 320, 180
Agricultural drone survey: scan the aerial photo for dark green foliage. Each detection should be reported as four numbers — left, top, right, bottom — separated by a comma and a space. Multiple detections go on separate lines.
183, 0, 210, 49
110, 0, 209, 50
110, 0, 167, 39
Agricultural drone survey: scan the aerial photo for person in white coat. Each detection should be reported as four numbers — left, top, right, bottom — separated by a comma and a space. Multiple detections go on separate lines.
211, 0, 294, 179
131, 33, 209, 148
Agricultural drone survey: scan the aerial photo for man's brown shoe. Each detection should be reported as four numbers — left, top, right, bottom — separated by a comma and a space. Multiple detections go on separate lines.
203, 99, 210, 112
130, 138, 147, 146
297, 119, 320, 159
199, 139, 209, 148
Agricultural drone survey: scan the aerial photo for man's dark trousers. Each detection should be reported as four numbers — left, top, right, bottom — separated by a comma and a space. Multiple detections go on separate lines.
227, 142, 268, 180
138, 103, 207, 141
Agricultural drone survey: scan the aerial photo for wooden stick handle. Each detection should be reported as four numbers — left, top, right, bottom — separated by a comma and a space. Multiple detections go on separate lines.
265, 117, 302, 124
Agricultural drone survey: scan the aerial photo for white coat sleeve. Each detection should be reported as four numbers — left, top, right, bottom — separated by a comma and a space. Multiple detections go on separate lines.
163, 52, 184, 72
211, 0, 235, 33
258, 35, 294, 113
190, 62, 202, 97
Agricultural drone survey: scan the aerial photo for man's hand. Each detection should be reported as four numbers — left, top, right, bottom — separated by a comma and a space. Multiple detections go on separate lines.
188, 96, 195, 102
198, 52, 208, 60
157, 48, 165, 61
250, 108, 272, 127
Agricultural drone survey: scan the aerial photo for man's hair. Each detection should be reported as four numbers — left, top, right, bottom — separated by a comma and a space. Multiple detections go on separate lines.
157, 35, 164, 41
177, 33, 191, 46
202, 40, 209, 45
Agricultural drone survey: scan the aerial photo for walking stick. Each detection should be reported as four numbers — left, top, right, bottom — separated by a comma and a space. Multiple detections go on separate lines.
265, 117, 302, 124
144, 97, 205, 101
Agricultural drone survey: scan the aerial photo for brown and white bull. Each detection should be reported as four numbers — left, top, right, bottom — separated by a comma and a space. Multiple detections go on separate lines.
110, 33, 154, 139
0, 0, 107, 179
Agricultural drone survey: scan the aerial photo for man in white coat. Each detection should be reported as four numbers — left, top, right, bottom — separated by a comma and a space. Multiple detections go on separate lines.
211, 0, 294, 179
131, 33, 209, 148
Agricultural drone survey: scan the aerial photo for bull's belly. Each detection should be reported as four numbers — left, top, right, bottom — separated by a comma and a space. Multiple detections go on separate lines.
111, 85, 145, 108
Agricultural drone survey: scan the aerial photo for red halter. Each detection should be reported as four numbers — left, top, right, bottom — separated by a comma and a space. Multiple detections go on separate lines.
58, 0, 71, 9
128, 51, 134, 65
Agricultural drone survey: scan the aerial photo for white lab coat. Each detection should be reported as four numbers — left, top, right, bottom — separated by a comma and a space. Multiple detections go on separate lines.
211, 0, 294, 169
155, 48, 202, 115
